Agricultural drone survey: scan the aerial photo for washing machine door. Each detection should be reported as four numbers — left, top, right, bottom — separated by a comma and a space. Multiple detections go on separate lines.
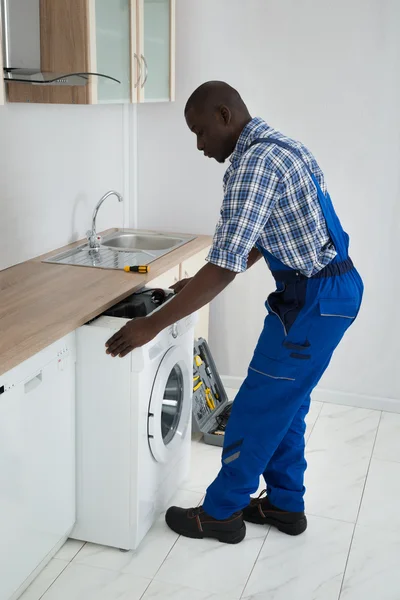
148, 344, 191, 463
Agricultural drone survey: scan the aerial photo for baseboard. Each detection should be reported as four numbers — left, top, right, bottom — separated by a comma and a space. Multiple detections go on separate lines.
221, 376, 400, 414
311, 388, 400, 413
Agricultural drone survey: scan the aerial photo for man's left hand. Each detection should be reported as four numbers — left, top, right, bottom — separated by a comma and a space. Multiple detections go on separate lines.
106, 317, 159, 358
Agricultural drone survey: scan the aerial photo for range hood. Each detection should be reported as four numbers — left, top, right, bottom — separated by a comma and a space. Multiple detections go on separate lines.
1, 0, 121, 89
3, 68, 120, 87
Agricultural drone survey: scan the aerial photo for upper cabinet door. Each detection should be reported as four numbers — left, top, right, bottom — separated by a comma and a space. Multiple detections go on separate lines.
1, 0, 175, 105
91, 0, 136, 104
0, 7, 4, 105
136, 0, 175, 103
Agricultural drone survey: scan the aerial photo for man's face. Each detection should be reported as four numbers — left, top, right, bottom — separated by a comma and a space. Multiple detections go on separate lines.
185, 107, 234, 164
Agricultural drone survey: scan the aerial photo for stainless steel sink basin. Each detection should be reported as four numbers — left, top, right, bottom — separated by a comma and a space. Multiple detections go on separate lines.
43, 230, 196, 271
101, 232, 185, 252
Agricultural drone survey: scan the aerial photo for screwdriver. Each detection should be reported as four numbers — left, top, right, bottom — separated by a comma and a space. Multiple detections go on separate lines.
193, 380, 203, 392
124, 265, 150, 273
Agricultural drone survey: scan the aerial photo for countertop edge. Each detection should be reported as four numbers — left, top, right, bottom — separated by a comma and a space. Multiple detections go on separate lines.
0, 230, 212, 377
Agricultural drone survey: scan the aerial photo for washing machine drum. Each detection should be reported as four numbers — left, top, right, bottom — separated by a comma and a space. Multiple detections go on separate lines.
148, 345, 191, 463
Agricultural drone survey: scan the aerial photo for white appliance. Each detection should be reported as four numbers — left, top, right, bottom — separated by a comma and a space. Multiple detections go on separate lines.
72, 293, 196, 551
0, 334, 76, 600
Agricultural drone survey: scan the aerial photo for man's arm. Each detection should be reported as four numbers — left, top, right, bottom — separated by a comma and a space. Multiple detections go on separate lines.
106, 262, 235, 357
171, 246, 263, 296
106, 157, 277, 358
151, 262, 235, 331
247, 247, 263, 269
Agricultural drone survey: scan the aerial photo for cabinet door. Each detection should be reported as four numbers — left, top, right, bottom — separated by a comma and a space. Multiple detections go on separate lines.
0, 353, 75, 600
137, 0, 175, 103
148, 264, 179, 290
91, 0, 135, 104
0, 8, 4, 105
181, 248, 211, 340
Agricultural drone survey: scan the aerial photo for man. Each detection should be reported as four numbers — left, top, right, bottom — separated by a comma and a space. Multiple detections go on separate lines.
106, 81, 363, 545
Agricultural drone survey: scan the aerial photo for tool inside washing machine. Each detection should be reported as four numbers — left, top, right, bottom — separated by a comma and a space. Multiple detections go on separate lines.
104, 288, 175, 319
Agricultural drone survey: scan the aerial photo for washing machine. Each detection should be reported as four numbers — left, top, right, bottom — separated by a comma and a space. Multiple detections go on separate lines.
71, 289, 196, 551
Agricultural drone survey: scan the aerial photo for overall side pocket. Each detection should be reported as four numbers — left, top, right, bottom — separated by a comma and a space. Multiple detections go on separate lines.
313, 297, 359, 351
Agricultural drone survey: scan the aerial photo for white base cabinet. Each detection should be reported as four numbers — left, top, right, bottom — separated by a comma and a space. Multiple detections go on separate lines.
148, 248, 211, 341
147, 265, 180, 291
0, 334, 76, 600
180, 247, 211, 341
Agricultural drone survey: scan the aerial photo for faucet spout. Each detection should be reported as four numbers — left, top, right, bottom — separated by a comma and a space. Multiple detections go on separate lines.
87, 191, 123, 249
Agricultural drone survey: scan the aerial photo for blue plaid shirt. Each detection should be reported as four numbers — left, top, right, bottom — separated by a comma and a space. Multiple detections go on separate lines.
207, 118, 337, 276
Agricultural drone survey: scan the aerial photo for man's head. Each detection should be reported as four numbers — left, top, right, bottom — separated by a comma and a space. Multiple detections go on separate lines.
185, 81, 251, 163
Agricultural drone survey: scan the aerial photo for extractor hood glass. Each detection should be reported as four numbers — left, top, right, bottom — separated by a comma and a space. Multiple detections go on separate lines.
3, 68, 121, 87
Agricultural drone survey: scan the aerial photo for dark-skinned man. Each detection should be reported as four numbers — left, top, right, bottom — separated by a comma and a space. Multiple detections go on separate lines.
106, 81, 363, 545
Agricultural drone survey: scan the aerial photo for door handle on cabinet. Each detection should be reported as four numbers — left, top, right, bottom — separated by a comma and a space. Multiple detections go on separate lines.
134, 53, 142, 88
24, 372, 43, 394
140, 54, 149, 88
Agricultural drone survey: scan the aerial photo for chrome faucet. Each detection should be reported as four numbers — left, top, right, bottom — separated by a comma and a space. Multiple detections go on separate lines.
86, 191, 123, 249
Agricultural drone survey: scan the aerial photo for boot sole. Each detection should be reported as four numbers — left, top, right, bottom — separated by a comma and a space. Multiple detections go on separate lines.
244, 514, 307, 536
169, 523, 247, 544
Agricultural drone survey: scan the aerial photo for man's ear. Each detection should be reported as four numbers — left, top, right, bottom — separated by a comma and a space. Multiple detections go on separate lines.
220, 105, 232, 126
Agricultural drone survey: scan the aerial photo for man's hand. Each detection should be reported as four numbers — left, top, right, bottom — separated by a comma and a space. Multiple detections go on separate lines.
106, 317, 159, 358
170, 277, 193, 294
105, 262, 235, 358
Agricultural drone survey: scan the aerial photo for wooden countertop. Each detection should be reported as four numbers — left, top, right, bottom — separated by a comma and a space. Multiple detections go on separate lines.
0, 230, 211, 376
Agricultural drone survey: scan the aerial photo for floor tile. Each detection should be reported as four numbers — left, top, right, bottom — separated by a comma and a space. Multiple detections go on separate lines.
307, 404, 380, 451
41, 563, 150, 600
305, 445, 371, 523
55, 539, 85, 562
357, 458, 400, 529
305, 404, 380, 523
142, 579, 239, 600
19, 559, 68, 600
154, 523, 266, 597
243, 515, 354, 600
72, 515, 178, 580
340, 523, 400, 600
184, 441, 222, 495
169, 488, 204, 509
305, 400, 323, 443
373, 412, 400, 462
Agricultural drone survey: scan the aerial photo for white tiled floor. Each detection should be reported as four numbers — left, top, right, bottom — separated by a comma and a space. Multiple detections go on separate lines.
20, 394, 400, 600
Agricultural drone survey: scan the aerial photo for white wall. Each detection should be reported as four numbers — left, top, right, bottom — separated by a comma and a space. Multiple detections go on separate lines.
137, 0, 400, 405
0, 103, 130, 271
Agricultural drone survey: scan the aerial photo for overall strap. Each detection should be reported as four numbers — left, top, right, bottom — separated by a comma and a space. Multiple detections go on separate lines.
249, 137, 349, 261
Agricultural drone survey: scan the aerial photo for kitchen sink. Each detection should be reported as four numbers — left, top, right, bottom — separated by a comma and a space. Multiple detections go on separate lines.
43, 230, 196, 271
101, 232, 187, 252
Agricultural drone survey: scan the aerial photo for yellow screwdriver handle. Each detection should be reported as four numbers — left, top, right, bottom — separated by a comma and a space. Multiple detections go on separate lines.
205, 388, 216, 410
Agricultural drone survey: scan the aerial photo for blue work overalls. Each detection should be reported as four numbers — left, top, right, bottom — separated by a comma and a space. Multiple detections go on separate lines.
203, 138, 364, 520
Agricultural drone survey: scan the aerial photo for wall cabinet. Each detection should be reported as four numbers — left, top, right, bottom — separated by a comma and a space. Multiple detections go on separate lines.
136, 0, 175, 103
4, 0, 176, 105
0, 334, 76, 600
0, 5, 4, 105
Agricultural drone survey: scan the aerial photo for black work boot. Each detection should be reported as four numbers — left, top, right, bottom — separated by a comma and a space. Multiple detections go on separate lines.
243, 490, 307, 536
165, 505, 246, 544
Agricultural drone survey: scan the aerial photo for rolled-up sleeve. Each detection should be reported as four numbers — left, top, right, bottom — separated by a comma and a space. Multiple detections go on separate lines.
207, 157, 280, 273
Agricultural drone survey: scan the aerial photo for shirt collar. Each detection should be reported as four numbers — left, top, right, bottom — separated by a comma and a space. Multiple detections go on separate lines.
230, 117, 270, 163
